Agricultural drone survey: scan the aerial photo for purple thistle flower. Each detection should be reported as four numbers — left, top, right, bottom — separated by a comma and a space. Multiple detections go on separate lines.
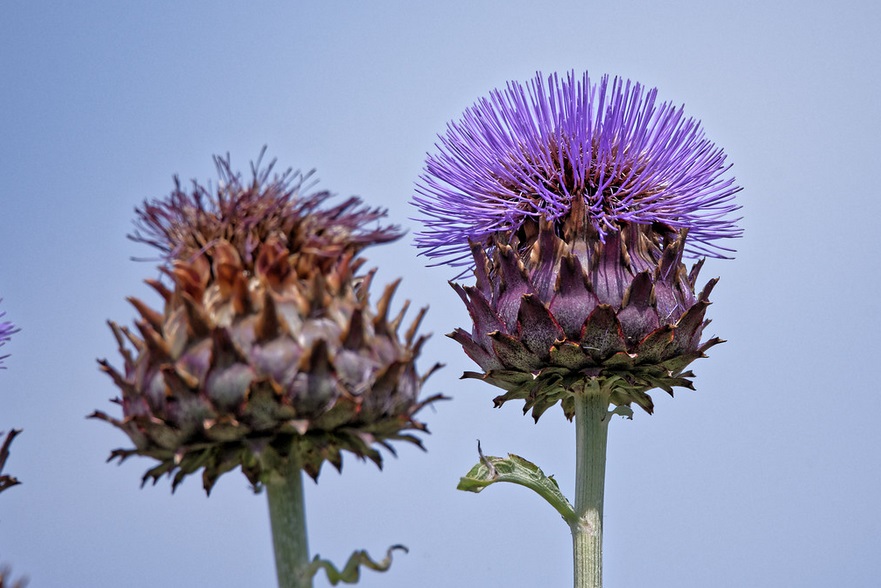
426, 73, 743, 584
413, 72, 742, 420
413, 71, 741, 267
0, 302, 19, 369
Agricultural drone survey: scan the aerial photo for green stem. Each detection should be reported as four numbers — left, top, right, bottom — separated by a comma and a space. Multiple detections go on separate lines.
266, 455, 312, 588
571, 387, 611, 588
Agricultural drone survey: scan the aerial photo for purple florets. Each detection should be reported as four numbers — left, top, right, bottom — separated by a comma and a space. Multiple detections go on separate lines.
413, 71, 742, 267
0, 302, 18, 369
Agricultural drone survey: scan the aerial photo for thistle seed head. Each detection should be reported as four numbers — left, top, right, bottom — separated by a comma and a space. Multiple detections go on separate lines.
95, 153, 443, 492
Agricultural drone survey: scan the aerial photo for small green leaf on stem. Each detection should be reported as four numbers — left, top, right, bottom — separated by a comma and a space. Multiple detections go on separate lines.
608, 405, 633, 420
457, 441, 577, 526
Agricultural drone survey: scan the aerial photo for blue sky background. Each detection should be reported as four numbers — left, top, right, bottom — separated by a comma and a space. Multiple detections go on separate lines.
2, 1, 880, 586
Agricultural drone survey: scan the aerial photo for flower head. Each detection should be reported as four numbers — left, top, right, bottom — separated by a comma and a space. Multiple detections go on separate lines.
413, 73, 740, 419
413, 72, 741, 267
94, 152, 443, 492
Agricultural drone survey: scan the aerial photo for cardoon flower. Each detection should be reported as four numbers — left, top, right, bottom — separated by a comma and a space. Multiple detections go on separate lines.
93, 152, 442, 587
413, 72, 741, 587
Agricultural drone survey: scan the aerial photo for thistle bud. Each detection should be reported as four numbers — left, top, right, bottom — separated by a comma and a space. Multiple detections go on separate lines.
93, 153, 443, 492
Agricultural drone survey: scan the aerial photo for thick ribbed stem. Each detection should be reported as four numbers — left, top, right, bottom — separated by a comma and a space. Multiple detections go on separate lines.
571, 389, 610, 588
266, 456, 312, 588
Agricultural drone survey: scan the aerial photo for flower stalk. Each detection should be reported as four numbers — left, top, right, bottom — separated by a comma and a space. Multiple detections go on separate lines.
571, 386, 611, 588
266, 455, 312, 588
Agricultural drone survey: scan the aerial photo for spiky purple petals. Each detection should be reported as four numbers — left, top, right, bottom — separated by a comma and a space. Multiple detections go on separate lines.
413, 71, 741, 267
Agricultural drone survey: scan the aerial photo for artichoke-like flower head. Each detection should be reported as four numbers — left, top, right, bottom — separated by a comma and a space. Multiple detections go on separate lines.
94, 153, 442, 492
413, 72, 741, 419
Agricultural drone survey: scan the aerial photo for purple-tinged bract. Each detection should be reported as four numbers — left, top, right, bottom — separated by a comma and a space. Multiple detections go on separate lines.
413, 72, 741, 267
